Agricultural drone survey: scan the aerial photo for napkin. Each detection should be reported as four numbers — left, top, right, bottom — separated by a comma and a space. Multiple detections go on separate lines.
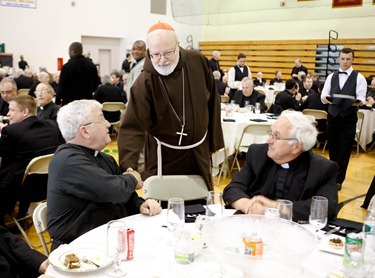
250, 119, 267, 122
185, 204, 206, 223
323, 218, 363, 236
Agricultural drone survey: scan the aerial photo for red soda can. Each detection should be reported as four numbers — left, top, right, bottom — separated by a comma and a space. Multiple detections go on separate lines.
126, 228, 134, 260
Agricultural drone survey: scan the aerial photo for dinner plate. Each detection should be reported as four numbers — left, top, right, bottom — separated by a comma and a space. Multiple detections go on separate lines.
49, 243, 113, 273
319, 234, 345, 256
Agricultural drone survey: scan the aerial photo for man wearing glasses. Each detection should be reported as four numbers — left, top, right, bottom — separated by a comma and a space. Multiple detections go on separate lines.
118, 22, 224, 191
223, 110, 338, 222
0, 78, 18, 116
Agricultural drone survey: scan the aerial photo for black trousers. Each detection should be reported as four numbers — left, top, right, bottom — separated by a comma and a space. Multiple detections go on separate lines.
327, 113, 357, 184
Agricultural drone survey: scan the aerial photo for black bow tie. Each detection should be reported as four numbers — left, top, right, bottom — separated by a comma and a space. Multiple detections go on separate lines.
339, 71, 347, 75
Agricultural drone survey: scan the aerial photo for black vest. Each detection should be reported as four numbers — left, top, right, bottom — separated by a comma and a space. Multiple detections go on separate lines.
234, 65, 249, 81
328, 70, 358, 117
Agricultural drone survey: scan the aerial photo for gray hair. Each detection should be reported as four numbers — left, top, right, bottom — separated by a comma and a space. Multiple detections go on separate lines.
213, 71, 221, 80
280, 110, 318, 151
57, 100, 102, 141
0, 77, 17, 90
101, 74, 111, 84
241, 77, 253, 86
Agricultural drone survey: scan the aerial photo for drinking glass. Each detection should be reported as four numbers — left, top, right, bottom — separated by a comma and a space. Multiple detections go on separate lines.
206, 191, 224, 218
225, 103, 234, 118
309, 196, 328, 235
255, 102, 261, 114
276, 199, 293, 221
244, 101, 250, 107
107, 220, 127, 277
167, 198, 185, 232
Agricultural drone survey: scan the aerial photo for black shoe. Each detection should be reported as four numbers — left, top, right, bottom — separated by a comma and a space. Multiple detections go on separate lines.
337, 183, 342, 191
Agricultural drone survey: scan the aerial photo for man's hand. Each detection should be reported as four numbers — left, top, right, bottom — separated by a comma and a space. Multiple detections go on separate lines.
232, 196, 277, 215
321, 96, 332, 105
139, 199, 162, 216
39, 259, 49, 274
123, 168, 143, 190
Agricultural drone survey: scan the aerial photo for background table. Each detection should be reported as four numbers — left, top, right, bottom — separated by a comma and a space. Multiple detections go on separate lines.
46, 210, 344, 277
254, 85, 285, 104
358, 109, 375, 152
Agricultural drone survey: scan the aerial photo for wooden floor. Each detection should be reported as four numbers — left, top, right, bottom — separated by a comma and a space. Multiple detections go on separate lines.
24, 138, 374, 254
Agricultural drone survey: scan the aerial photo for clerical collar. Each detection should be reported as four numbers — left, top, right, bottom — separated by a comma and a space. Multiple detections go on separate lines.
94, 150, 99, 157
280, 163, 289, 169
281, 151, 309, 170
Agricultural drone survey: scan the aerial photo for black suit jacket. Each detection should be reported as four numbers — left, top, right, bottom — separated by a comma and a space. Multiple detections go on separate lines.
56, 55, 98, 105
0, 98, 9, 116
275, 89, 303, 111
0, 116, 64, 216
0, 226, 46, 277
304, 93, 328, 112
233, 90, 267, 112
223, 144, 338, 221
37, 102, 60, 121
93, 83, 123, 123
208, 58, 223, 78
14, 75, 34, 90
215, 79, 226, 95
253, 78, 267, 87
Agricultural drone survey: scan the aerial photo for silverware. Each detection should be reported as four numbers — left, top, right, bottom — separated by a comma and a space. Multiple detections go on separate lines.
81, 256, 100, 268
324, 226, 341, 236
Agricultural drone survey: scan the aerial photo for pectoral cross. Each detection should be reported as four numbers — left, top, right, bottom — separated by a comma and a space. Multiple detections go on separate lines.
176, 125, 187, 145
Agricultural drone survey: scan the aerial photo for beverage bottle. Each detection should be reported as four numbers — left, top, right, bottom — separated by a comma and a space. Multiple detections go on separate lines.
174, 230, 194, 265
363, 197, 375, 277
343, 233, 365, 278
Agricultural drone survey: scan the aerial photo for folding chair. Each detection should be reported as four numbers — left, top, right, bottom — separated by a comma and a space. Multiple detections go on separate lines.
303, 109, 328, 154
32, 202, 50, 255
18, 88, 30, 96
211, 147, 230, 185
355, 111, 365, 157
220, 95, 230, 103
9, 154, 53, 248
143, 175, 209, 202
102, 102, 126, 137
230, 124, 270, 172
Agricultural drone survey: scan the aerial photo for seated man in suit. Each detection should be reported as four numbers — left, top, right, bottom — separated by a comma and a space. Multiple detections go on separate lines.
269, 70, 283, 85
14, 69, 34, 90
0, 225, 49, 277
0, 95, 64, 226
47, 100, 161, 250
253, 72, 267, 87
233, 77, 267, 112
299, 74, 316, 97
213, 70, 227, 95
223, 110, 338, 222
275, 79, 306, 111
0, 78, 18, 116
36, 83, 60, 121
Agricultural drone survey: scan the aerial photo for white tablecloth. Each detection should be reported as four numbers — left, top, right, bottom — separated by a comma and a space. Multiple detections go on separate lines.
46, 210, 344, 278
358, 109, 375, 152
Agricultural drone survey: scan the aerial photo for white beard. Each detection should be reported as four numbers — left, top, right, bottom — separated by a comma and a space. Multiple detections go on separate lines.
154, 59, 179, 76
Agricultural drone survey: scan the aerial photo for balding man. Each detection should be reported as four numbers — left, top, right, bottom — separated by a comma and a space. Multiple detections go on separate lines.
118, 22, 224, 190
209, 50, 224, 80
291, 59, 308, 81
56, 42, 99, 105
233, 77, 267, 112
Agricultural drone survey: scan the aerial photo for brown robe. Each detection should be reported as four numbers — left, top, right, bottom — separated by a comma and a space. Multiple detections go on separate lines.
117, 47, 224, 190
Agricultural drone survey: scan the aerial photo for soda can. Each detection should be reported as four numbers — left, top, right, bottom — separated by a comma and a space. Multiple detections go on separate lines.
264, 208, 280, 219
243, 236, 263, 257
126, 228, 135, 260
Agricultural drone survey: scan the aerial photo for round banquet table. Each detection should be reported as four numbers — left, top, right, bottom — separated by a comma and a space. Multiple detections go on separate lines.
46, 209, 344, 277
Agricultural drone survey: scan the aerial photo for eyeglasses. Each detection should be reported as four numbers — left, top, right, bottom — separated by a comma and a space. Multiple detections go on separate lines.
149, 45, 177, 60
82, 117, 108, 126
267, 130, 298, 142
35, 90, 48, 95
1, 90, 15, 95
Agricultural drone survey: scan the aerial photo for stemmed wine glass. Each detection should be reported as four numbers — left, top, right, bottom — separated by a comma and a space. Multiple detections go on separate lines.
309, 196, 328, 239
107, 220, 127, 277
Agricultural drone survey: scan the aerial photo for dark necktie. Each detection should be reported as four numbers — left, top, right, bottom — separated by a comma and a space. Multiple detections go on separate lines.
275, 167, 288, 198
132, 62, 137, 69
339, 71, 347, 75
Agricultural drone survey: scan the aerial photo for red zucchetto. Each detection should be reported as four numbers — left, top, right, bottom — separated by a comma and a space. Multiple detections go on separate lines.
147, 21, 175, 33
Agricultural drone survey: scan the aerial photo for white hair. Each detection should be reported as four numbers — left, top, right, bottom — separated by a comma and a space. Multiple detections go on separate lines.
213, 71, 221, 80
280, 110, 318, 151
57, 100, 102, 141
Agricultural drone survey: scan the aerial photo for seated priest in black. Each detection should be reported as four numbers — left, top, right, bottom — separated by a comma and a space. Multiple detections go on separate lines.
36, 83, 60, 121
233, 77, 267, 112
269, 70, 283, 86
223, 110, 338, 222
275, 79, 306, 111
0, 78, 18, 116
253, 72, 267, 87
299, 74, 316, 97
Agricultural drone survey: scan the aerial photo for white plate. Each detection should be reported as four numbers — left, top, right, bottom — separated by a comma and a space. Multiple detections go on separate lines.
319, 234, 345, 256
49, 243, 113, 273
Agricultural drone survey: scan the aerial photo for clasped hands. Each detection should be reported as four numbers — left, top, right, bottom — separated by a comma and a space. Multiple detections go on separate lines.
236, 195, 277, 215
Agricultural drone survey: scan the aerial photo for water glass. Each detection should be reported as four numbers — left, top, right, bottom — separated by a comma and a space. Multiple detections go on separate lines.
276, 199, 293, 221
255, 102, 261, 114
309, 196, 328, 233
206, 191, 224, 218
107, 220, 127, 277
167, 198, 185, 232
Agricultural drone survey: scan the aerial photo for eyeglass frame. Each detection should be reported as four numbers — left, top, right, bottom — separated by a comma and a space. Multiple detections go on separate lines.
267, 130, 298, 142
82, 116, 108, 126
149, 44, 178, 60
35, 90, 50, 95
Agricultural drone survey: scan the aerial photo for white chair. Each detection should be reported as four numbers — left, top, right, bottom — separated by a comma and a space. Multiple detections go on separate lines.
303, 109, 328, 154
220, 95, 229, 103
143, 175, 209, 202
230, 124, 270, 172
9, 154, 53, 248
355, 111, 365, 157
212, 147, 230, 185
102, 102, 126, 136
18, 88, 30, 96
32, 202, 50, 256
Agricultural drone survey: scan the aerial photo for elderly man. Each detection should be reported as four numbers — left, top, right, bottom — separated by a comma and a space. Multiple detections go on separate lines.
321, 48, 367, 190
35, 83, 60, 121
269, 70, 283, 85
227, 53, 252, 100
0, 78, 18, 116
291, 59, 308, 81
118, 22, 224, 190
233, 77, 267, 112
126, 40, 147, 101
253, 72, 267, 87
209, 50, 224, 79
47, 100, 161, 250
56, 42, 99, 105
223, 111, 338, 222
28, 71, 50, 98
0, 95, 63, 226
